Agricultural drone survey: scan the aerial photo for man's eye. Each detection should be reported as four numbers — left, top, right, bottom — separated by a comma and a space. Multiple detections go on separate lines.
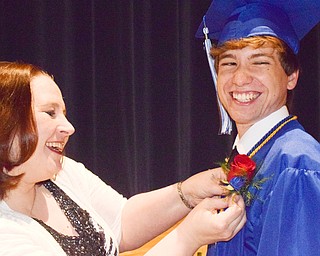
220, 62, 237, 67
253, 61, 270, 65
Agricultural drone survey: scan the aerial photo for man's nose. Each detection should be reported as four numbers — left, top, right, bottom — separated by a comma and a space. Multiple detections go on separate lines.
232, 65, 253, 87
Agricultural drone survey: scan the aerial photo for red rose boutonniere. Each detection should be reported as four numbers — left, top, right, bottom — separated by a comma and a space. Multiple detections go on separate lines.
225, 154, 256, 191
220, 154, 262, 205
221, 154, 269, 205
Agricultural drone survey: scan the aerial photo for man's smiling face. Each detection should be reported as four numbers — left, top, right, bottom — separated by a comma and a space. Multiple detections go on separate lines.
216, 44, 298, 136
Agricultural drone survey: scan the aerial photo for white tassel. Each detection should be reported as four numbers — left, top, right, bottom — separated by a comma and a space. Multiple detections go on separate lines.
202, 17, 232, 135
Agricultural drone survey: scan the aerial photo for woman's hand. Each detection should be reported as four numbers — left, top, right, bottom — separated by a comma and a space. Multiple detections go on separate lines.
145, 194, 246, 256
179, 167, 227, 208
177, 194, 246, 251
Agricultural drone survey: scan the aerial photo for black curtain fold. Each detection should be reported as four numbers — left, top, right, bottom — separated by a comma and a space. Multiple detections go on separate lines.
0, 1, 318, 197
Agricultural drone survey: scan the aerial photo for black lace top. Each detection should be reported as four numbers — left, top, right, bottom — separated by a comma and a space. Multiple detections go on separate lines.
33, 180, 118, 256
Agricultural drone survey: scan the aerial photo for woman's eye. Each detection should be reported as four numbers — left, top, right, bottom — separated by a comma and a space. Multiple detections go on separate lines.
45, 110, 56, 117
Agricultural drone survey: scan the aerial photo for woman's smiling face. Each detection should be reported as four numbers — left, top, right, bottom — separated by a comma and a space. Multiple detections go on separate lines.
18, 74, 75, 182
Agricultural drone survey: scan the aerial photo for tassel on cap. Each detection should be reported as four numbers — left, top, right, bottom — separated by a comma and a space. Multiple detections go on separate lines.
202, 16, 232, 135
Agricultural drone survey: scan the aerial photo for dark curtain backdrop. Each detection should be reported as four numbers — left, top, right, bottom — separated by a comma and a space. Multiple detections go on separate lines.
0, 1, 319, 197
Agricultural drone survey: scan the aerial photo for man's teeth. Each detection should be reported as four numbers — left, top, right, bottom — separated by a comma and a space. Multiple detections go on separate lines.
232, 92, 259, 102
46, 142, 64, 152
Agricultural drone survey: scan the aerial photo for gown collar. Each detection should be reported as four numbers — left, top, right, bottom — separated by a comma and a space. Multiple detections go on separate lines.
234, 106, 289, 154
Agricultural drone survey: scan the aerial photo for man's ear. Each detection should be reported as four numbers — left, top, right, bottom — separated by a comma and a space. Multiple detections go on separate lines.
287, 70, 299, 90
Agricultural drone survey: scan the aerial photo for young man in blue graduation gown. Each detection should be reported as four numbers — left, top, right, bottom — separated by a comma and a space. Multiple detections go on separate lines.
196, 1, 320, 255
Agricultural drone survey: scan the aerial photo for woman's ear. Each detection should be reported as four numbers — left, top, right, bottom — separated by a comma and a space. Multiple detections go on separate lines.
3, 166, 24, 177
287, 70, 299, 90
2, 167, 9, 175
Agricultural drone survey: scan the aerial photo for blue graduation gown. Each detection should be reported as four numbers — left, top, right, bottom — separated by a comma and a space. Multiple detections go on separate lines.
207, 118, 320, 256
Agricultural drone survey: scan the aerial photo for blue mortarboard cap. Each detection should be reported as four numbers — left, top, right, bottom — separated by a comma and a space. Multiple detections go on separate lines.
196, 0, 320, 135
196, 0, 320, 54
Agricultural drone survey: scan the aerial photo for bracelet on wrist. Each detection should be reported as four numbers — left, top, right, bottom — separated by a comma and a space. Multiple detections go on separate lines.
177, 181, 194, 210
